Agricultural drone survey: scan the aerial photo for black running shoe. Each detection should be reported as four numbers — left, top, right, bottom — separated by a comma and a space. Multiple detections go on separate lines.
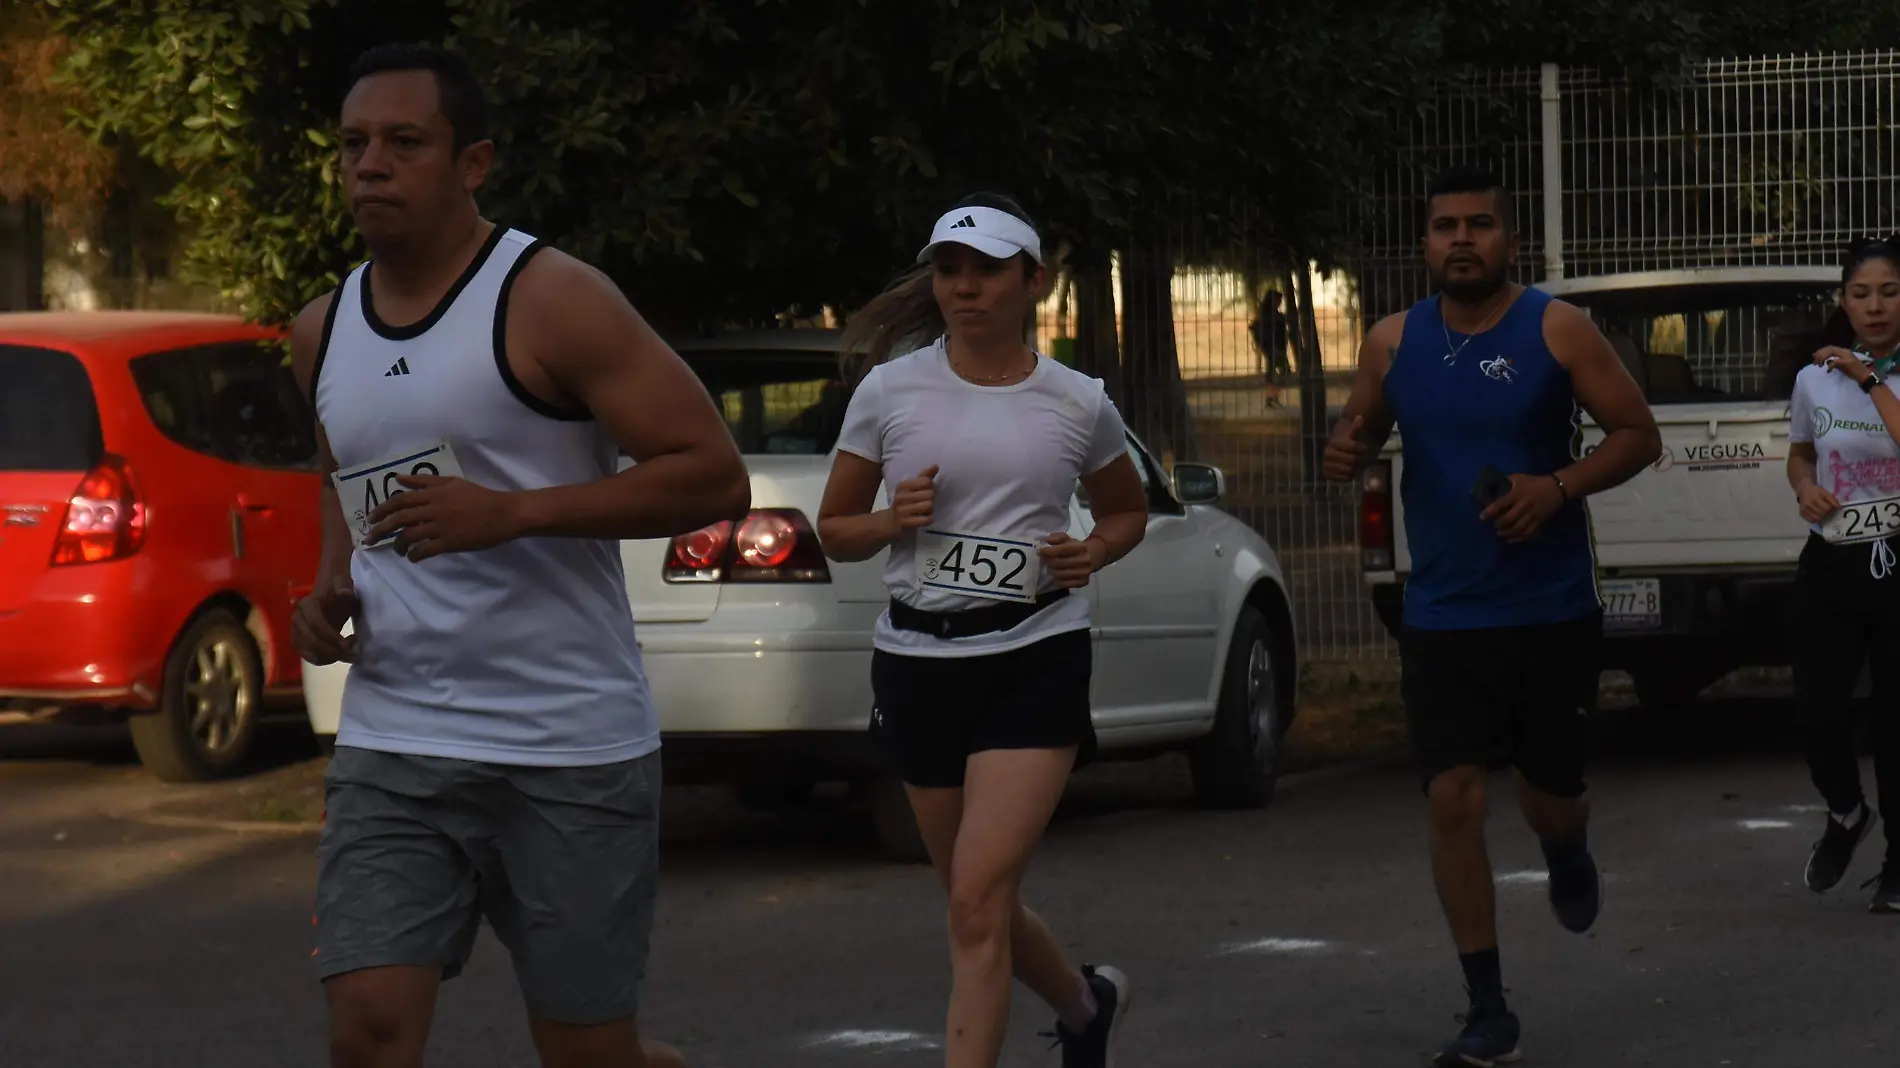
1046, 964, 1130, 1068
1863, 860, 1900, 914
1432, 999, 1522, 1067
1805, 802, 1876, 893
1546, 843, 1603, 934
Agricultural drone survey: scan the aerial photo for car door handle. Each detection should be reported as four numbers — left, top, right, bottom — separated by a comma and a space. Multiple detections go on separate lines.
237, 496, 275, 513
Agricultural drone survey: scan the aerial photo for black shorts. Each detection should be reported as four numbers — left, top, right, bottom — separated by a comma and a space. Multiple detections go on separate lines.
870, 629, 1096, 789
1400, 610, 1603, 798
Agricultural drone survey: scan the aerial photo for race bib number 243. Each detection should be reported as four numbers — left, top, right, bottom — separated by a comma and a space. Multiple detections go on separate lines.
331, 441, 465, 550
915, 529, 1041, 604
1822, 494, 1900, 546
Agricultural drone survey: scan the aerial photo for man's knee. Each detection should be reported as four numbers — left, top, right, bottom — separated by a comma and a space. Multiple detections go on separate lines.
1427, 766, 1489, 833
326, 970, 434, 1068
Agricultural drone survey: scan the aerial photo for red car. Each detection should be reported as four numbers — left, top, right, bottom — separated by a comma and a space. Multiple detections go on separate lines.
0, 312, 323, 780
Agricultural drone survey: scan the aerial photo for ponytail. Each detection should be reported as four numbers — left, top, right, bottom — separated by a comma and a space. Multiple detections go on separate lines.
1763, 306, 1853, 400
839, 265, 944, 384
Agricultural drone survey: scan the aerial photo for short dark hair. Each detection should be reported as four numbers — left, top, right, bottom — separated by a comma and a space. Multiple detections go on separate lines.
1842, 233, 1900, 286
1425, 166, 1513, 232
346, 43, 490, 152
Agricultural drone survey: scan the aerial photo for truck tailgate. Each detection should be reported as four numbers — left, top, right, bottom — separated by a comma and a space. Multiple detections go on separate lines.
1578, 401, 1810, 570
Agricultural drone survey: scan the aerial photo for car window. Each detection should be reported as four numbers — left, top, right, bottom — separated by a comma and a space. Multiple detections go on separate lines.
1074, 434, 1184, 516
131, 342, 318, 469
681, 351, 848, 455
0, 344, 103, 472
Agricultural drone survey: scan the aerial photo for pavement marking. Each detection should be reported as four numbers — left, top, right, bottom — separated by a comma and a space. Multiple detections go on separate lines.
1781, 804, 1828, 814
1495, 870, 1549, 885
1218, 936, 1339, 956
804, 1030, 941, 1053
1737, 819, 1795, 830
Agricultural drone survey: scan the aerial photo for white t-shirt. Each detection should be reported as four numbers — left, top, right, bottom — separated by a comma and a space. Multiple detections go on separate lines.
1789, 358, 1900, 534
834, 338, 1130, 657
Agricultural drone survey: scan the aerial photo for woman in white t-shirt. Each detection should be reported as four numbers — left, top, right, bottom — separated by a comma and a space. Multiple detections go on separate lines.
1785, 235, 1900, 913
816, 193, 1149, 1067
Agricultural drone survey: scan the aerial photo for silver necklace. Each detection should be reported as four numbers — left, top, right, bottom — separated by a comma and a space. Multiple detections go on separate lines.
1440, 293, 1510, 365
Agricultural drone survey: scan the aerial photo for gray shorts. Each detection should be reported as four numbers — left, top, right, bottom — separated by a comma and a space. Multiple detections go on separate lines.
314, 745, 661, 1025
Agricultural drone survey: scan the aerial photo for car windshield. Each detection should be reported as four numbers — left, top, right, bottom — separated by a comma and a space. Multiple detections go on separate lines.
682, 350, 850, 455
0, 344, 103, 472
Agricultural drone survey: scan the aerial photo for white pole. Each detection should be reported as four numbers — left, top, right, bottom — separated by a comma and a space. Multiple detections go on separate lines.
1540, 62, 1566, 281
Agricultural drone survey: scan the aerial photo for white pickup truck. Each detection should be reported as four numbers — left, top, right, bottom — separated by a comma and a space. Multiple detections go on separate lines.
1359, 267, 1841, 707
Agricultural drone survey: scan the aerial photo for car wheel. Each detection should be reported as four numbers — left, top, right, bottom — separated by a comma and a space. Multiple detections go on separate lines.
128, 609, 264, 783
866, 773, 929, 863
1189, 605, 1284, 809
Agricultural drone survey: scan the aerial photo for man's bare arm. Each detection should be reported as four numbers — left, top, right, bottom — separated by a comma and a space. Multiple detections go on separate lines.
507, 253, 751, 540
287, 294, 354, 587
1321, 311, 1403, 483
1545, 300, 1662, 497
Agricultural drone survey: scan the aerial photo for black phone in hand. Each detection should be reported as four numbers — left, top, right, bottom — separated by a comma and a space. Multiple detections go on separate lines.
1471, 465, 1513, 509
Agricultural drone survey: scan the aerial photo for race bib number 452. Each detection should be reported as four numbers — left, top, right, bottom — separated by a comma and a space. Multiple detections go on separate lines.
332, 441, 465, 550
915, 529, 1042, 604
1822, 494, 1900, 545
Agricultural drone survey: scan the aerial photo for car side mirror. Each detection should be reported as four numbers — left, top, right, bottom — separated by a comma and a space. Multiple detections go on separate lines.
1172, 462, 1224, 505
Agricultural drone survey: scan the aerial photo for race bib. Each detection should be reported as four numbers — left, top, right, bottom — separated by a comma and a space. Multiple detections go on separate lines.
332, 441, 465, 550
915, 529, 1042, 604
1821, 493, 1900, 545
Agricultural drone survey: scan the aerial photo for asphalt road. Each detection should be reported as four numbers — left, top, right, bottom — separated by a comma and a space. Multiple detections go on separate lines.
1, 700, 1894, 1068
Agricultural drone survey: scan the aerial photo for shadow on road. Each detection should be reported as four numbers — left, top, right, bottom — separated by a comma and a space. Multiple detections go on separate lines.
0, 715, 328, 776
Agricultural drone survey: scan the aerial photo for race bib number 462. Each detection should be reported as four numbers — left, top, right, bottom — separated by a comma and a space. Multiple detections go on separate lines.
1822, 494, 1900, 545
332, 441, 465, 550
915, 529, 1041, 604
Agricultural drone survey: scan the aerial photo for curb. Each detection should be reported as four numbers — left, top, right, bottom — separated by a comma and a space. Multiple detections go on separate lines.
108, 810, 322, 835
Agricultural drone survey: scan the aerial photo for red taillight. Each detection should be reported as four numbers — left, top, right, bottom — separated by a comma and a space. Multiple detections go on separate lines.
1359, 461, 1393, 571
50, 454, 146, 567
664, 509, 830, 584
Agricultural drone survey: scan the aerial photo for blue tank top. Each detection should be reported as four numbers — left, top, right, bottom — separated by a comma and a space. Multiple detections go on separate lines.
1382, 287, 1601, 631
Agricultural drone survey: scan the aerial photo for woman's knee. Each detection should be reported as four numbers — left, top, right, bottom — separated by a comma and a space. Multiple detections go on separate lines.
946, 875, 1017, 952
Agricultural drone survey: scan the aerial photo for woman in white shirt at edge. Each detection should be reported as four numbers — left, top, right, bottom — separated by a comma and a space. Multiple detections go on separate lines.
816, 193, 1149, 1068
1784, 234, 1900, 914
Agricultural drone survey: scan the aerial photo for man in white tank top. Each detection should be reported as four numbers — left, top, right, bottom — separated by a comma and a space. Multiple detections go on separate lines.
287, 43, 747, 1068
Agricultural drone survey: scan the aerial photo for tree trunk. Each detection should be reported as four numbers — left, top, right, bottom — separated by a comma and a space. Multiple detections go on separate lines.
1291, 255, 1329, 490
1070, 253, 1122, 400
1119, 231, 1195, 462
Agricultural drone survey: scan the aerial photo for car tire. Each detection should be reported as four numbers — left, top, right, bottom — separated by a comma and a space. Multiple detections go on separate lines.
128, 609, 264, 783
866, 773, 929, 864
1189, 605, 1285, 809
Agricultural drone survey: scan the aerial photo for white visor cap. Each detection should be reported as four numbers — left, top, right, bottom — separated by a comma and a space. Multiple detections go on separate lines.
916, 205, 1043, 266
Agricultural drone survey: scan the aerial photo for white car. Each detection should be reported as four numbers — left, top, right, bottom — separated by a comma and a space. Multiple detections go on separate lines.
306, 330, 1300, 856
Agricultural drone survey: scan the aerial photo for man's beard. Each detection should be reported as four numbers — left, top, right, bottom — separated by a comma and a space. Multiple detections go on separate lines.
1433, 264, 1510, 305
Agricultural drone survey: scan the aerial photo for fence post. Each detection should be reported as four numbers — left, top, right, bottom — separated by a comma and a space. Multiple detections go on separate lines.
1539, 63, 1565, 281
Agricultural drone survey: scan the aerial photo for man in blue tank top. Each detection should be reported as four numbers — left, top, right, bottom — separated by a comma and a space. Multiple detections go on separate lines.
1324, 167, 1660, 1067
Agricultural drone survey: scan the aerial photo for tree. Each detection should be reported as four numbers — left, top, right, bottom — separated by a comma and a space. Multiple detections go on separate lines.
0, 1, 112, 213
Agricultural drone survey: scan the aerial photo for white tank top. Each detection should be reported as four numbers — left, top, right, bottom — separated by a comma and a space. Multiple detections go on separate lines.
312, 226, 657, 766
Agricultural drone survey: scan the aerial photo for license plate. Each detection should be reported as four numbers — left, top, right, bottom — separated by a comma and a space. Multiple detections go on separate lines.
1820, 495, 1900, 545
1601, 578, 1661, 629
332, 441, 465, 550
914, 529, 1042, 604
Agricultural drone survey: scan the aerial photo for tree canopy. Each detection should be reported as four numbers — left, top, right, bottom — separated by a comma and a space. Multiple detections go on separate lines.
34, 0, 1895, 334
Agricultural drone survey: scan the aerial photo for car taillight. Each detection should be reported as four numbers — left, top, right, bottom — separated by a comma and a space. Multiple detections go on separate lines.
1359, 461, 1393, 571
50, 454, 146, 567
663, 509, 831, 584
